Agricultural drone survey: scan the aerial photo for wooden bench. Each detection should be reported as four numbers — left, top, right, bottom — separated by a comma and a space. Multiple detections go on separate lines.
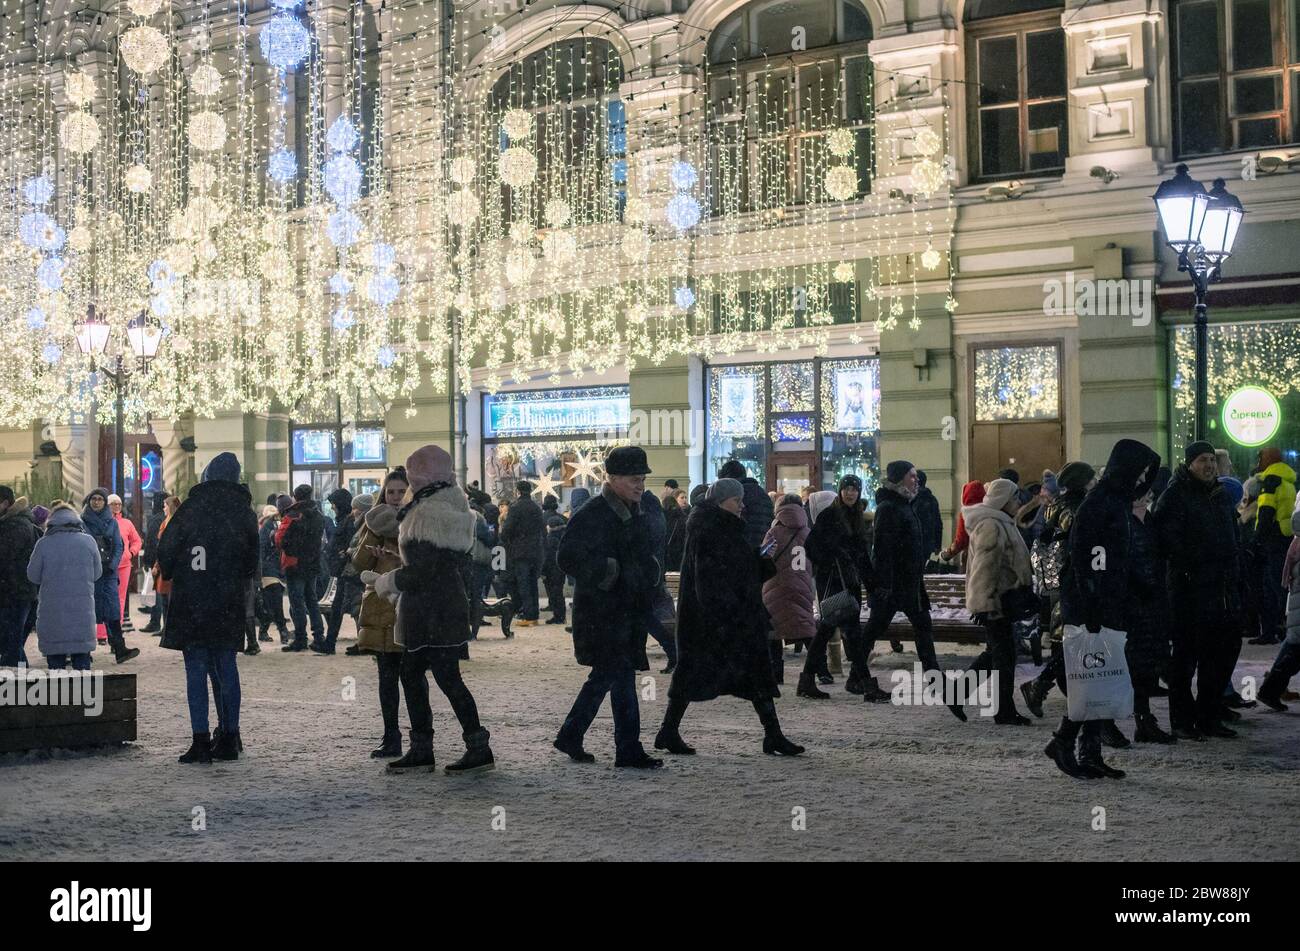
0, 671, 137, 754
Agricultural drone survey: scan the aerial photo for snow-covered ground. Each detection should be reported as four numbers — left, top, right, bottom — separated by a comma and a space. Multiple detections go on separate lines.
2, 617, 1297, 861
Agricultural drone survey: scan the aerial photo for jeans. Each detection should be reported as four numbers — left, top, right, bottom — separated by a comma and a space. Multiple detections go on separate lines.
0, 598, 33, 667
557, 663, 643, 758
183, 648, 241, 735
400, 647, 482, 749
286, 572, 325, 643
512, 560, 540, 621
47, 653, 92, 670
862, 589, 940, 674
325, 577, 360, 649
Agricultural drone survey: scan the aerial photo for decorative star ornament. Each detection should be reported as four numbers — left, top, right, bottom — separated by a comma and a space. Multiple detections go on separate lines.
533, 472, 558, 501
567, 451, 602, 485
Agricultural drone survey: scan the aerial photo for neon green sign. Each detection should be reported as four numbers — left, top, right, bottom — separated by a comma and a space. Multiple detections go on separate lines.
1222, 385, 1281, 447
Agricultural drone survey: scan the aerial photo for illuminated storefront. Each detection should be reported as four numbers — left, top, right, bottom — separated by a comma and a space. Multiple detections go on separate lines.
480, 385, 630, 504
705, 357, 880, 499
291, 395, 388, 500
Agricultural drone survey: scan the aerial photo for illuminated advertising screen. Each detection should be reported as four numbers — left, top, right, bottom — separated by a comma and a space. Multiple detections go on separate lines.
484, 387, 630, 439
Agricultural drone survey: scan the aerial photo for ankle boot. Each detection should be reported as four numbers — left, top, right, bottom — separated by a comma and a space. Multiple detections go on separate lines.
179, 732, 212, 764
1100, 720, 1131, 749
1019, 678, 1048, 718
796, 671, 830, 699
653, 727, 696, 755
370, 731, 402, 758
756, 700, 804, 756
1258, 671, 1290, 712
860, 676, 892, 703
445, 728, 495, 774
1078, 727, 1125, 778
1133, 713, 1175, 744
211, 730, 242, 761
1044, 718, 1085, 778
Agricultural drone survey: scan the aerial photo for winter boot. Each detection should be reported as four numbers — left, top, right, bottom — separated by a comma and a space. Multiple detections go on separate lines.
1197, 719, 1237, 739
140, 621, 161, 633
994, 708, 1033, 726
844, 667, 867, 695
1134, 713, 1176, 744
614, 748, 663, 769
1077, 727, 1125, 779
244, 632, 261, 656
114, 647, 140, 664
445, 729, 495, 774
257, 624, 272, 642
1171, 721, 1206, 741
1020, 678, 1048, 718
763, 733, 806, 756
178, 733, 213, 764
1258, 669, 1291, 712
1043, 718, 1086, 778
1224, 688, 1256, 709
1219, 704, 1242, 722
653, 727, 696, 755
211, 730, 242, 761
861, 676, 892, 703
277, 625, 290, 646
553, 736, 595, 763
796, 671, 830, 699
282, 635, 308, 652
345, 644, 361, 656
387, 739, 436, 772
211, 726, 245, 754
370, 732, 402, 758
1100, 720, 1131, 749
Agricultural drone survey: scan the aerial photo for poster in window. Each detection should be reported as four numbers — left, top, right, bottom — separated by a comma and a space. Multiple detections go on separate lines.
716, 374, 757, 435
832, 366, 878, 432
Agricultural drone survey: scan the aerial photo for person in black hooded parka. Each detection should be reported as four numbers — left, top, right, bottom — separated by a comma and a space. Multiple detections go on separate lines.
913, 470, 943, 560
654, 478, 804, 757
158, 452, 259, 763
718, 459, 773, 550
1047, 438, 1159, 780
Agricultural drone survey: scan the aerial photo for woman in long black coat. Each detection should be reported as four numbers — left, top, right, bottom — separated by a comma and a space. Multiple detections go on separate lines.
1126, 469, 1175, 744
655, 479, 804, 757
157, 453, 259, 763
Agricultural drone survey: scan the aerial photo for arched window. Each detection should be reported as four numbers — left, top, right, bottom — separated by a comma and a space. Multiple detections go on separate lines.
964, 0, 1067, 179
490, 38, 625, 224
706, 0, 874, 211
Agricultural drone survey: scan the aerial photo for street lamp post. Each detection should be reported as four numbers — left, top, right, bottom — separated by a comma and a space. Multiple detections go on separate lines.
74, 306, 164, 498
1153, 164, 1245, 442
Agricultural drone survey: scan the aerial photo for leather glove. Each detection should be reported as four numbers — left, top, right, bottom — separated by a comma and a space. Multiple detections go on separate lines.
373, 569, 400, 603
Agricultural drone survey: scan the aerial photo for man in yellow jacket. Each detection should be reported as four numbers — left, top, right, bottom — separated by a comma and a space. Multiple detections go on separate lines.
1252, 447, 1296, 645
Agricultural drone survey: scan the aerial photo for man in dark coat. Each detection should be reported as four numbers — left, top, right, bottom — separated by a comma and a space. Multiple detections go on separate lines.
1152, 440, 1243, 740
913, 470, 943, 559
1048, 438, 1159, 779
554, 447, 663, 768
542, 500, 567, 624
500, 481, 545, 626
158, 452, 259, 763
655, 479, 803, 757
718, 459, 772, 551
0, 487, 40, 666
639, 488, 678, 673
318, 487, 357, 654
277, 484, 327, 651
804, 474, 876, 697
860, 461, 942, 690
82, 487, 137, 663
138, 493, 167, 632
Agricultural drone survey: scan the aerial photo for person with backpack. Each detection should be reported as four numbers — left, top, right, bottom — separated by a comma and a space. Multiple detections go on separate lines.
81, 488, 138, 664
277, 484, 327, 652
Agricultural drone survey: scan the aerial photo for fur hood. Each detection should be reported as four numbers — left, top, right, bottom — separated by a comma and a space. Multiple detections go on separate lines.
807, 490, 837, 525
399, 485, 475, 554
365, 502, 400, 540
961, 502, 1015, 533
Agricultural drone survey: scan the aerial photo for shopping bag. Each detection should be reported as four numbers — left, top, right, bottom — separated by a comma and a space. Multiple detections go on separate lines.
137, 569, 156, 608
1062, 623, 1133, 721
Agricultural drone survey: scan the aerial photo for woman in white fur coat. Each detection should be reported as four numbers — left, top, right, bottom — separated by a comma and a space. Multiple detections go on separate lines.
366, 445, 495, 775
950, 478, 1033, 725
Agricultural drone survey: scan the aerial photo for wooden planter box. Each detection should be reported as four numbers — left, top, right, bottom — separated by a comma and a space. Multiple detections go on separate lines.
0, 672, 137, 754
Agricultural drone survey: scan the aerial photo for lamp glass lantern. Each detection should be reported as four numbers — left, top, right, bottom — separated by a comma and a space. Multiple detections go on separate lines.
1152, 163, 1210, 252
127, 312, 164, 361
75, 307, 112, 355
1199, 178, 1244, 263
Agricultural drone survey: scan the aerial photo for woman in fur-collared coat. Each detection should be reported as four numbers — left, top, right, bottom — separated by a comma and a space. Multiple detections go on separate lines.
367, 446, 494, 775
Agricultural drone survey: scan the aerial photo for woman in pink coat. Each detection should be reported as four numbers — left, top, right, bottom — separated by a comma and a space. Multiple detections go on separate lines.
762, 495, 816, 692
109, 494, 143, 625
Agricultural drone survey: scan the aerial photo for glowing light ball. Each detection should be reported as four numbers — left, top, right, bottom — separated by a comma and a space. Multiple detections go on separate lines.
190, 64, 222, 96
60, 112, 100, 153
674, 286, 695, 310
121, 26, 169, 75
42, 343, 62, 365
508, 222, 533, 244
188, 111, 227, 151
26, 307, 47, 330
68, 225, 92, 252
260, 15, 310, 71
621, 228, 650, 261
20, 213, 65, 251
125, 164, 152, 193
921, 246, 942, 270
189, 161, 217, 191
827, 128, 855, 158
504, 249, 536, 285
910, 158, 947, 197
367, 273, 400, 307
165, 243, 193, 276
150, 293, 171, 317
627, 302, 649, 324
500, 147, 538, 188
377, 345, 396, 368
372, 243, 397, 269
324, 154, 362, 206
331, 307, 356, 330
24, 176, 55, 206
544, 198, 573, 228
450, 156, 476, 185
825, 166, 858, 201
833, 261, 855, 283
36, 257, 64, 291
913, 126, 941, 157
65, 71, 96, 106
670, 161, 698, 191
326, 116, 358, 153
128, 0, 164, 16
623, 197, 649, 224
267, 148, 297, 183
502, 108, 532, 140
664, 193, 700, 231
329, 271, 353, 295
327, 210, 362, 247
446, 189, 479, 227
148, 259, 173, 284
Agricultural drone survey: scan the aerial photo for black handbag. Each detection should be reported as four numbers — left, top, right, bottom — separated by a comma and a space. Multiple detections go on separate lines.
1001, 585, 1040, 623
818, 562, 860, 628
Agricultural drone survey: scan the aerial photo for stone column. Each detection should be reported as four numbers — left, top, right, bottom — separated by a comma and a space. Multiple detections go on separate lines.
149, 417, 195, 498
51, 423, 94, 503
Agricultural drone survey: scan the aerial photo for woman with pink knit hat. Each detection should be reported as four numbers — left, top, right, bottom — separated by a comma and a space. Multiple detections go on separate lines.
363, 445, 495, 774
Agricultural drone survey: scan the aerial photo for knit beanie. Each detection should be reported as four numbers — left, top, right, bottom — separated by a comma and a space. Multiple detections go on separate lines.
885, 460, 915, 483
1185, 440, 1216, 465
1057, 461, 1095, 493
276, 494, 293, 514
293, 484, 313, 502
352, 493, 375, 514
205, 451, 242, 484
718, 459, 747, 480
707, 478, 744, 505
982, 478, 1018, 511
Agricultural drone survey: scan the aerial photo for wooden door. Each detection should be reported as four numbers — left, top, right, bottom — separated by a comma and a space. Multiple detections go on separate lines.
971, 420, 1064, 484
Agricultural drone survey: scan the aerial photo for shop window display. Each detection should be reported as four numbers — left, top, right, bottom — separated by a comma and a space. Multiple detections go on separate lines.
819, 357, 881, 498
974, 345, 1059, 421
707, 365, 767, 480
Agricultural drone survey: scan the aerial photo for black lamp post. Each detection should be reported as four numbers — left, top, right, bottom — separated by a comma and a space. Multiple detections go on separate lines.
1153, 164, 1245, 441
74, 306, 164, 498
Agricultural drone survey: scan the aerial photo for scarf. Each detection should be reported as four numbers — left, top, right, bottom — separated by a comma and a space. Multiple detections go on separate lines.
397, 480, 454, 523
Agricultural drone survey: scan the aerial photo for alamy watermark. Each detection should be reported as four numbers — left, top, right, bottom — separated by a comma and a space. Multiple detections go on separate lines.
1043, 270, 1152, 326
594, 409, 707, 456
889, 663, 999, 717
0, 667, 105, 717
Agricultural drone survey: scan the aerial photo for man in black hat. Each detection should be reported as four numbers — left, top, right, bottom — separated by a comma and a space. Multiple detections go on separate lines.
1151, 440, 1242, 740
861, 461, 944, 695
554, 446, 663, 768
500, 480, 545, 626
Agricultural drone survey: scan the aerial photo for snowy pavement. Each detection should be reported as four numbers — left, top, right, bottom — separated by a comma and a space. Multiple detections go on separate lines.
2, 619, 1298, 861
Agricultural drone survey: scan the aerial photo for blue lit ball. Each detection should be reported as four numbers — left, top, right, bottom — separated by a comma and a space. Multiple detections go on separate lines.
371, 242, 396, 269
324, 154, 362, 207
332, 307, 356, 330
41, 343, 62, 365
377, 345, 396, 368
268, 148, 297, 183
268, 0, 299, 8
26, 307, 46, 330
326, 116, 358, 153
259, 15, 310, 71
665, 194, 700, 232
24, 176, 55, 206
147, 258, 172, 285
367, 273, 399, 307
328, 270, 352, 295
674, 286, 695, 310
669, 160, 697, 191
19, 212, 65, 251
37, 257, 65, 292
327, 210, 362, 247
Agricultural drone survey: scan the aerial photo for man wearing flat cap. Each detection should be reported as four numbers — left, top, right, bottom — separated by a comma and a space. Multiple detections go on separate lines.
554, 446, 664, 768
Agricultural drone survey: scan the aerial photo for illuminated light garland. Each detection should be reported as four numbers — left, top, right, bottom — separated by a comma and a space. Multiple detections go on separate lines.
260, 15, 311, 71
501, 108, 533, 140
267, 148, 297, 183
60, 112, 100, 153
825, 166, 858, 202
23, 177, 55, 206
190, 64, 222, 96
499, 147, 538, 188
326, 116, 359, 153
65, 71, 96, 106
187, 111, 227, 151
120, 25, 170, 75
324, 154, 363, 206
125, 164, 152, 193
